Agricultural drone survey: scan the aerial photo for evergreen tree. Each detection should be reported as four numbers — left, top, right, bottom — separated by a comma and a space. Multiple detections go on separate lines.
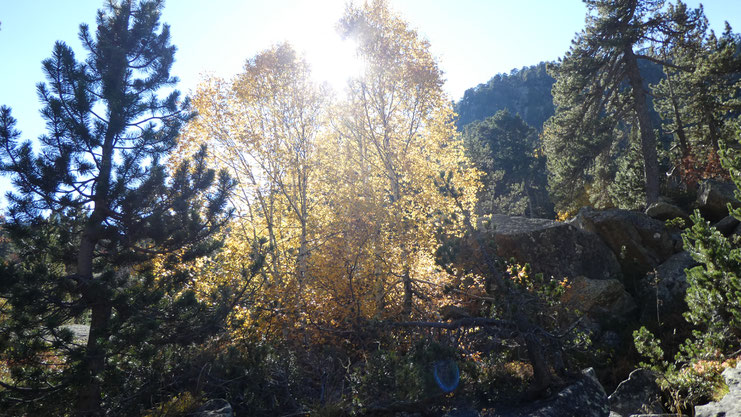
609, 127, 648, 209
543, 0, 706, 210
0, 1, 240, 415
681, 127, 741, 349
652, 20, 741, 184
633, 125, 741, 411
461, 110, 553, 218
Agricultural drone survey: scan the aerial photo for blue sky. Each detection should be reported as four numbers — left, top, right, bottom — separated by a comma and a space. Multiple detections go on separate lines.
0, 0, 740, 203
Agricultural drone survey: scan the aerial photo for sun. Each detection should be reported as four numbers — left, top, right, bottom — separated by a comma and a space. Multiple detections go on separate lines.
301, 34, 363, 94
280, 1, 364, 94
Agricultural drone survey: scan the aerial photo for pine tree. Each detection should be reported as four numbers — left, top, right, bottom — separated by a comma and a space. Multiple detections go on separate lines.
543, 0, 707, 210
461, 110, 553, 218
682, 127, 741, 346
633, 125, 741, 411
652, 20, 741, 184
0, 1, 237, 415
609, 127, 648, 209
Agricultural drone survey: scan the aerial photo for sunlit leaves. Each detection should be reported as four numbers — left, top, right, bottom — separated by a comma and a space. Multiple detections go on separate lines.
176, 0, 481, 340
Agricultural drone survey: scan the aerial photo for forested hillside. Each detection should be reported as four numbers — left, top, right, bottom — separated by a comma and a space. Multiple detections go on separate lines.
1, 1, 740, 416
455, 57, 665, 133
455, 57, 668, 218
456, 62, 556, 130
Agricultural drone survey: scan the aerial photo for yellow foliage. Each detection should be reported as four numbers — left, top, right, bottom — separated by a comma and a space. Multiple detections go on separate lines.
172, 0, 482, 343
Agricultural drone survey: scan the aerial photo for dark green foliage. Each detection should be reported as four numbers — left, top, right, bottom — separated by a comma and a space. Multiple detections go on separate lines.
0, 1, 252, 415
683, 212, 741, 341
456, 62, 555, 130
682, 137, 741, 340
633, 206, 741, 411
609, 129, 647, 210
652, 18, 741, 183
543, 0, 708, 211
461, 110, 553, 218
349, 341, 458, 412
456, 59, 665, 135
633, 127, 741, 411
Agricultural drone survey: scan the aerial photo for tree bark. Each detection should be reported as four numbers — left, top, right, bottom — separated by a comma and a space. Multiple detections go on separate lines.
74, 12, 127, 409
665, 70, 689, 156
624, 47, 661, 206
75, 302, 112, 417
74, 132, 114, 416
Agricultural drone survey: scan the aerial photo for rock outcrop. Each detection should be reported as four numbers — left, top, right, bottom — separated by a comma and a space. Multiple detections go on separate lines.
562, 276, 637, 325
696, 180, 740, 221
637, 252, 699, 326
608, 368, 665, 417
491, 214, 622, 282
488, 368, 610, 417
646, 201, 690, 223
569, 208, 680, 290
695, 362, 741, 417
712, 215, 739, 236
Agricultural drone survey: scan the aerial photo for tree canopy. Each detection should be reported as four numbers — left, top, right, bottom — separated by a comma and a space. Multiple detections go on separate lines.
543, 0, 707, 210
456, 62, 556, 131
2, 0, 741, 415
0, 1, 238, 414
461, 110, 553, 218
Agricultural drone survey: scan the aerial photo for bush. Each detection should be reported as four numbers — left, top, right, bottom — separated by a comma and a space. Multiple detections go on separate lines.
634, 131, 741, 412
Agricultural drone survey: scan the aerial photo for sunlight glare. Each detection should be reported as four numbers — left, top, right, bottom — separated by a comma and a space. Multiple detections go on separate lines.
303, 36, 363, 94
281, 1, 364, 94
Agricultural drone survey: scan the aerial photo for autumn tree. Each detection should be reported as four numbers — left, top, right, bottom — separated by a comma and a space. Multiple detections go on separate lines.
177, 1, 480, 336
0, 2, 237, 415
174, 43, 328, 332
334, 0, 480, 319
543, 0, 707, 211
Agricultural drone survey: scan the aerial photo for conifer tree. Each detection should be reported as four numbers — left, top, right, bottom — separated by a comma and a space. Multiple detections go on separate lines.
461, 110, 553, 218
633, 126, 741, 410
0, 1, 237, 415
653, 20, 741, 183
544, 0, 706, 210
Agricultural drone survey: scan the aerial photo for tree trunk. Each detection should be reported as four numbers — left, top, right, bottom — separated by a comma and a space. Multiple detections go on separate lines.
401, 267, 413, 317
75, 302, 112, 417
75, 100, 118, 417
666, 71, 689, 156
524, 331, 552, 394
75, 200, 112, 416
624, 47, 661, 206
524, 179, 534, 218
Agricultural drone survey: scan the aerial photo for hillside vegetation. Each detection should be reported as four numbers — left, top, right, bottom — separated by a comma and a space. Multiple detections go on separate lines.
1, 0, 740, 416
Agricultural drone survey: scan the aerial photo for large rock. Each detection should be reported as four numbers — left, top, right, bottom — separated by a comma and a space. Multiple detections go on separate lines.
562, 276, 637, 326
712, 215, 739, 236
637, 252, 699, 325
695, 362, 741, 417
696, 180, 740, 222
489, 368, 609, 417
61, 324, 90, 342
608, 368, 665, 417
569, 208, 679, 289
491, 215, 622, 282
645, 202, 690, 223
